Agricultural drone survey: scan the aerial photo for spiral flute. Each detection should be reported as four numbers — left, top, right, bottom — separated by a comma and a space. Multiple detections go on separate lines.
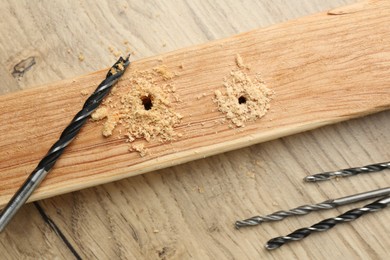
235, 202, 334, 229
235, 187, 390, 228
0, 55, 130, 233
265, 195, 390, 250
304, 161, 390, 182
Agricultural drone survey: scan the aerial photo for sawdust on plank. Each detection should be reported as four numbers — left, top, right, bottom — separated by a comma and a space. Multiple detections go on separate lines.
91, 65, 183, 156
214, 54, 273, 127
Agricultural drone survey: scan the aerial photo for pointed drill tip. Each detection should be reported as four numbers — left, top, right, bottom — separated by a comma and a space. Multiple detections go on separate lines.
265, 242, 280, 250
123, 54, 131, 64
234, 221, 242, 229
304, 175, 317, 182
265, 237, 284, 250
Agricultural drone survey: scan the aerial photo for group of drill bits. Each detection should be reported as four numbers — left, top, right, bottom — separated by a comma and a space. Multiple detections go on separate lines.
236, 161, 390, 250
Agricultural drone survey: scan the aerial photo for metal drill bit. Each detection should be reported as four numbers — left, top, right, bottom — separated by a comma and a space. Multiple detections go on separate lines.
304, 161, 390, 182
265, 195, 390, 250
0, 55, 130, 233
235, 187, 390, 228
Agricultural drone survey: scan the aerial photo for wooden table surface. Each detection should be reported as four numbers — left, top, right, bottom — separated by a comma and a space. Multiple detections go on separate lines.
0, 1, 389, 259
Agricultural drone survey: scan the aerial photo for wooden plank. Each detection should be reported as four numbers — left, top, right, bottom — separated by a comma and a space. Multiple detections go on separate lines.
1, 0, 389, 208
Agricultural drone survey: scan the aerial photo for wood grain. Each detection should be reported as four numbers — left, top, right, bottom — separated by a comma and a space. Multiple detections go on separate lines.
1, 0, 389, 259
1, 0, 389, 208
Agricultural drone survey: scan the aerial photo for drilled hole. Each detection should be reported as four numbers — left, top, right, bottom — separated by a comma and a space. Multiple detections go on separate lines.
238, 96, 247, 104
141, 95, 153, 110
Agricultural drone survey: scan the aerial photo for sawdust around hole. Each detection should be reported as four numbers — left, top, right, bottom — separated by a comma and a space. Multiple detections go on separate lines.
214, 54, 273, 127
91, 65, 183, 156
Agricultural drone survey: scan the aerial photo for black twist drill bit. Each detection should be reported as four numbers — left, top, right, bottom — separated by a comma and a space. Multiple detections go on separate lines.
265, 195, 390, 250
304, 161, 390, 182
236, 203, 333, 228
0, 55, 130, 233
235, 187, 390, 228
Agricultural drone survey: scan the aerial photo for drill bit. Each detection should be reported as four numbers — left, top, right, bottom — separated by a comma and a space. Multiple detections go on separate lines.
265, 195, 390, 250
304, 161, 390, 182
235, 187, 390, 228
0, 55, 130, 233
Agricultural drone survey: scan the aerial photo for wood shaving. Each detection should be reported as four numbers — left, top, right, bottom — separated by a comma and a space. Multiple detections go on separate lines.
214, 55, 273, 127
192, 186, 204, 193
246, 171, 255, 179
129, 143, 148, 157
235, 54, 250, 70
108, 45, 122, 58
109, 68, 118, 75
102, 116, 118, 137
80, 89, 89, 96
78, 53, 85, 62
91, 107, 108, 121
153, 66, 174, 80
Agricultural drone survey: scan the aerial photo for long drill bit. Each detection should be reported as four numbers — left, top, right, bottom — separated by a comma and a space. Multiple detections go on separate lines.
235, 187, 390, 228
304, 161, 390, 182
265, 195, 390, 250
0, 55, 130, 233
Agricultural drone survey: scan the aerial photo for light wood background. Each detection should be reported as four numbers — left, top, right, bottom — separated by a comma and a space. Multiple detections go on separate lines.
0, 0, 389, 259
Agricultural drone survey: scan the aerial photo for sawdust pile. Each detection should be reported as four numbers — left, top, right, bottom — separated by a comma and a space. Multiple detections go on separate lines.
214, 54, 273, 127
91, 65, 183, 151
